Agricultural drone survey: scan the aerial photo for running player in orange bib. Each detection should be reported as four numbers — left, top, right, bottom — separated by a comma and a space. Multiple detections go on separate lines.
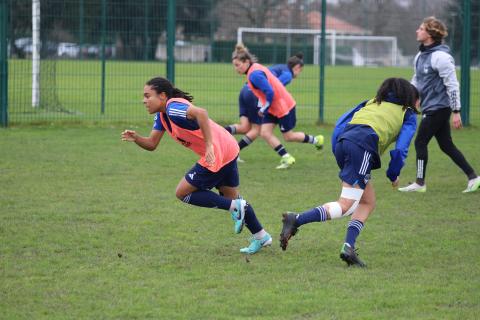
121, 77, 272, 254
224, 53, 305, 163
232, 44, 324, 169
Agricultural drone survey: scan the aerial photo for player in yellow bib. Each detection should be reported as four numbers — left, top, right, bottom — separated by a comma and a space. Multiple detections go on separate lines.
280, 78, 419, 267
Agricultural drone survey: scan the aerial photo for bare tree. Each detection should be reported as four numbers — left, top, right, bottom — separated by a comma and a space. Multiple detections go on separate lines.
214, 0, 286, 40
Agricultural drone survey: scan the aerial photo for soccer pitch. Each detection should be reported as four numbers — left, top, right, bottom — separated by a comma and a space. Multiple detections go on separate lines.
1, 123, 479, 318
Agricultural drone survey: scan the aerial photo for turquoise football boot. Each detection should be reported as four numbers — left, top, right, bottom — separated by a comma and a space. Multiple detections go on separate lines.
240, 233, 272, 254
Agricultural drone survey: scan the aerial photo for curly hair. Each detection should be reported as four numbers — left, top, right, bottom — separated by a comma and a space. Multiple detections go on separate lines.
374, 77, 419, 112
422, 16, 448, 43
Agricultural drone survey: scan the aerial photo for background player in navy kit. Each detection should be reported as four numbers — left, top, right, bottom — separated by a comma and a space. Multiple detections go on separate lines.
224, 53, 305, 162
398, 16, 480, 193
122, 77, 272, 254
280, 78, 419, 267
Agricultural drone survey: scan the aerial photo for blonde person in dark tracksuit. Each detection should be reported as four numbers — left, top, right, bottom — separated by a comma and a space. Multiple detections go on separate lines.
399, 16, 480, 193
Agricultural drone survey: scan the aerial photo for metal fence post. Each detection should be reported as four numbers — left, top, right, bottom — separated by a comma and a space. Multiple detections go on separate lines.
79, 0, 84, 60
101, 0, 106, 114
144, 0, 150, 61
167, 0, 175, 83
0, 0, 8, 127
318, 0, 326, 124
460, 0, 471, 126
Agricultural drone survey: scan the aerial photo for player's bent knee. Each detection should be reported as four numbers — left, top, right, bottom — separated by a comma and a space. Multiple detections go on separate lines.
260, 131, 272, 139
282, 132, 295, 142
237, 125, 250, 134
175, 189, 189, 200
324, 201, 343, 219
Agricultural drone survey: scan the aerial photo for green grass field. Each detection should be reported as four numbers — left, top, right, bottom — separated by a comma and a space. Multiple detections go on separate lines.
1, 123, 479, 319
7, 60, 480, 126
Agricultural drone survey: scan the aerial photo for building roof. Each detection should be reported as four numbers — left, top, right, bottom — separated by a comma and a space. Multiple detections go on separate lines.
307, 12, 369, 34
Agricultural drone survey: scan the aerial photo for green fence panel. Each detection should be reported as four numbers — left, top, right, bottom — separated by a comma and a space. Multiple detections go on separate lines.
5, 0, 480, 126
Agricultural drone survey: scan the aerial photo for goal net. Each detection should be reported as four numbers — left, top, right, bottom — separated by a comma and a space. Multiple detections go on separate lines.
313, 34, 398, 66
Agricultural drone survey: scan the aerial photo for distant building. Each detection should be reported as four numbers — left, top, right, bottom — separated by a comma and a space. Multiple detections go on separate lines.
306, 12, 369, 35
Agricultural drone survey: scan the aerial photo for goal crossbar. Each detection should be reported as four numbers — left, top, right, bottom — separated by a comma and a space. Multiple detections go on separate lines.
237, 27, 337, 45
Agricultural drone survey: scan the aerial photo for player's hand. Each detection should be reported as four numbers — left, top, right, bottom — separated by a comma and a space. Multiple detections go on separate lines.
121, 130, 137, 142
205, 144, 215, 167
258, 110, 265, 117
391, 177, 400, 188
452, 112, 462, 129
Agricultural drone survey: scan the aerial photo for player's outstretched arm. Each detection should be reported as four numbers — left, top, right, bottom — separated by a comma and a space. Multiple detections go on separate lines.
121, 129, 164, 151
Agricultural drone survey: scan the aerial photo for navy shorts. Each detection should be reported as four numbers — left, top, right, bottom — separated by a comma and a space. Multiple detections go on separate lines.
239, 86, 262, 125
334, 139, 373, 189
262, 107, 297, 132
185, 157, 240, 190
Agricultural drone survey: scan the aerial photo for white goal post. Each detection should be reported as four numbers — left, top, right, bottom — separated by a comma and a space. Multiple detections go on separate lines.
237, 27, 398, 66
313, 34, 398, 66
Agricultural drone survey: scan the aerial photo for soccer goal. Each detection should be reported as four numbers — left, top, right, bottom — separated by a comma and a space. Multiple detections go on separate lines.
313, 34, 398, 66
237, 27, 399, 66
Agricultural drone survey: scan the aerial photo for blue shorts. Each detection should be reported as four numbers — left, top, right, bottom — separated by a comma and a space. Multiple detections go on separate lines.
334, 139, 373, 189
262, 107, 297, 133
239, 86, 261, 125
185, 157, 240, 190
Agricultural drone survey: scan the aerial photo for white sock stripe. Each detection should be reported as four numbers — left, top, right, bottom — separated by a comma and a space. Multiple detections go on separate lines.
348, 220, 364, 231
315, 206, 327, 220
182, 194, 191, 203
242, 136, 252, 144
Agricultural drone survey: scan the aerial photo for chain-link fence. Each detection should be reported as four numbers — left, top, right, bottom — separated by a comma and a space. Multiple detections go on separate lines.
1, 0, 479, 126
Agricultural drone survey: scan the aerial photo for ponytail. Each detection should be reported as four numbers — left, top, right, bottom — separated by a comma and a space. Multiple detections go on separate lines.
287, 52, 304, 70
232, 43, 257, 63
146, 77, 194, 102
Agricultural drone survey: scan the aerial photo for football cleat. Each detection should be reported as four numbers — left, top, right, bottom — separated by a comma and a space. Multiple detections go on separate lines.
240, 233, 272, 254
314, 134, 325, 150
398, 182, 426, 193
276, 155, 295, 169
237, 156, 245, 163
463, 176, 480, 193
280, 212, 299, 251
230, 198, 246, 234
340, 243, 366, 268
